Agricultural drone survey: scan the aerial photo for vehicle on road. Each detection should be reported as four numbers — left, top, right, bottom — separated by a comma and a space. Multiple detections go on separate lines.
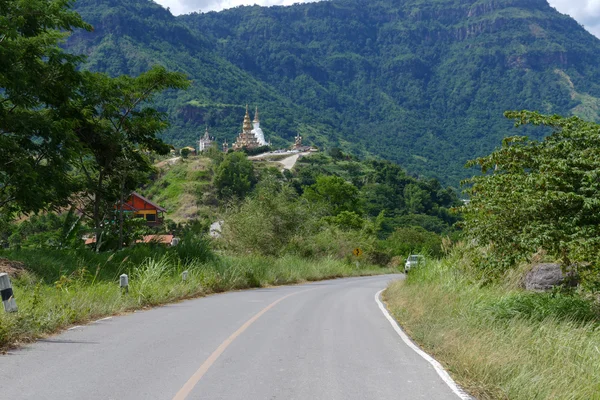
404, 255, 425, 273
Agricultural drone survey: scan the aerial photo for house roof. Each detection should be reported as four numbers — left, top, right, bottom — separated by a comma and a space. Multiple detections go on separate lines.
138, 235, 174, 245
131, 192, 167, 212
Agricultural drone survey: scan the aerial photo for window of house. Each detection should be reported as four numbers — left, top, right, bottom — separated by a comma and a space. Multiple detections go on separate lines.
145, 214, 156, 222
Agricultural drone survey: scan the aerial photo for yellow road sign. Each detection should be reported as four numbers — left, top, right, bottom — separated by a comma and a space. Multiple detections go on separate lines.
352, 248, 363, 257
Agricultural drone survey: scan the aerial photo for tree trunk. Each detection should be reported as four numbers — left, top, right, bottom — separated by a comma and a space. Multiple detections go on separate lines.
94, 172, 104, 253
119, 179, 124, 251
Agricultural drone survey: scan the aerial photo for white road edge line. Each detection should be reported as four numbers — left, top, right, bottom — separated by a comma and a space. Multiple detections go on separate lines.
67, 326, 83, 331
96, 317, 112, 322
375, 289, 473, 400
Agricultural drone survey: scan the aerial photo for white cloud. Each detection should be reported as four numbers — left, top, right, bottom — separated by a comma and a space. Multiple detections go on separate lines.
548, 0, 600, 37
154, 0, 320, 15
154, 0, 600, 38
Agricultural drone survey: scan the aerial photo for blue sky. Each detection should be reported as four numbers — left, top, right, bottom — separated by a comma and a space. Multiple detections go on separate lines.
154, 0, 600, 38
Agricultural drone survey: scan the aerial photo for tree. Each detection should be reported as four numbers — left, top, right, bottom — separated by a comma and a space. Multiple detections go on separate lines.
404, 183, 432, 214
73, 67, 189, 247
303, 175, 361, 215
382, 226, 443, 258
462, 111, 600, 289
213, 152, 257, 199
180, 148, 191, 159
0, 0, 91, 215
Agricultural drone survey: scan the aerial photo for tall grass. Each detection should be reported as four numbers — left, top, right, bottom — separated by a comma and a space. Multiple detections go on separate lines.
383, 256, 600, 400
0, 235, 214, 282
0, 252, 393, 350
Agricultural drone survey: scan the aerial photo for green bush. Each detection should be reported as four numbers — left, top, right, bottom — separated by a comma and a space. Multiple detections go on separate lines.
484, 291, 600, 324
0, 236, 214, 283
222, 179, 322, 256
380, 226, 443, 258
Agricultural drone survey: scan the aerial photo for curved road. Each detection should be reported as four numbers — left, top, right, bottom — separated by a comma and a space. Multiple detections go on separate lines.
0, 275, 460, 399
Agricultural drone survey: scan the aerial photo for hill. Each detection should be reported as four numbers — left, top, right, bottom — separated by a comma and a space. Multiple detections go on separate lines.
67, 0, 600, 184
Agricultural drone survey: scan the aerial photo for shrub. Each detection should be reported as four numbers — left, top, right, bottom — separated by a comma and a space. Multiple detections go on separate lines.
381, 226, 443, 258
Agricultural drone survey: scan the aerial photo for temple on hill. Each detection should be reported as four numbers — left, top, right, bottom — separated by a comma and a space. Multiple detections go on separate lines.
198, 126, 214, 153
233, 105, 267, 151
251, 107, 268, 146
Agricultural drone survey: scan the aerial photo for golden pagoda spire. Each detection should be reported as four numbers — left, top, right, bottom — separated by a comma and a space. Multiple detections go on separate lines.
253, 106, 260, 123
243, 104, 252, 132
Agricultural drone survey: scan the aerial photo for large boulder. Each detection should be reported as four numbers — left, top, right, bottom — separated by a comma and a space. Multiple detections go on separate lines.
525, 263, 565, 291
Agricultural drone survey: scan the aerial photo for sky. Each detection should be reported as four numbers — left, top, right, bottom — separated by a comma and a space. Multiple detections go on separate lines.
153, 0, 600, 38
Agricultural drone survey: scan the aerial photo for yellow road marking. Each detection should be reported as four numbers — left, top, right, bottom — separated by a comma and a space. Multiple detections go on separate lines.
172, 289, 309, 400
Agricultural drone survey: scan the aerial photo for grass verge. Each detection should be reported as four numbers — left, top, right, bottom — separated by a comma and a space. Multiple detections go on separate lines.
0, 251, 393, 351
383, 258, 600, 400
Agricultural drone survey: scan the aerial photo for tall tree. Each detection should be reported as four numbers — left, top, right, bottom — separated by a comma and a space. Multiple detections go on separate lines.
213, 152, 257, 199
73, 67, 189, 247
303, 175, 362, 216
0, 0, 91, 215
463, 111, 600, 289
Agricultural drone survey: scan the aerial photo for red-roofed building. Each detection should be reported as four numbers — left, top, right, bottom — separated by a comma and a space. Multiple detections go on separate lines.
117, 192, 166, 226
137, 235, 178, 246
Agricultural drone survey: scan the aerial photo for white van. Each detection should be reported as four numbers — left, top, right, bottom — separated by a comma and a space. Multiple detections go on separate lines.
404, 255, 425, 273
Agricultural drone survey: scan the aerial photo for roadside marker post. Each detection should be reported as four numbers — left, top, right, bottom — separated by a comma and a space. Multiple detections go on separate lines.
0, 273, 18, 313
182, 270, 188, 282
120, 274, 129, 294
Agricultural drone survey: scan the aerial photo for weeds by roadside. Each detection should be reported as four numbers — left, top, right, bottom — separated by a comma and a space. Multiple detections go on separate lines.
383, 250, 600, 400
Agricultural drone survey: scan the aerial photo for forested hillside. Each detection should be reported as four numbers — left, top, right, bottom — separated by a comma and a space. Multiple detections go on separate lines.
67, 0, 600, 184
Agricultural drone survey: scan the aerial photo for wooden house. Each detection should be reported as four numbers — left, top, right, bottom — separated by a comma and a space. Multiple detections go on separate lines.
119, 192, 166, 226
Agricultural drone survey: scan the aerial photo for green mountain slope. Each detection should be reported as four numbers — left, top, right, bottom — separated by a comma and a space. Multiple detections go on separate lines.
68, 0, 600, 184
68, 0, 344, 150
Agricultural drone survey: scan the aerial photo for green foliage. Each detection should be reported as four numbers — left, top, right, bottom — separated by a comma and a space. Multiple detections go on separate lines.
95, 216, 149, 251
213, 152, 257, 199
0, 0, 91, 214
180, 148, 191, 158
3, 209, 83, 250
462, 111, 600, 290
222, 178, 320, 256
303, 175, 361, 215
52, 0, 600, 185
0, 0, 189, 244
73, 66, 189, 239
381, 226, 443, 258
0, 236, 214, 283
322, 211, 365, 231
242, 145, 272, 156
291, 155, 461, 234
484, 291, 600, 324
386, 253, 600, 400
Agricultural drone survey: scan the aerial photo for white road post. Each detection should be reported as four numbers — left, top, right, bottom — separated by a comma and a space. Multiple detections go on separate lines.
0, 273, 18, 313
120, 274, 129, 294
182, 270, 188, 282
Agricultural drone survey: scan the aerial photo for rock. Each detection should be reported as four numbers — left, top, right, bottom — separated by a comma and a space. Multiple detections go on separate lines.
209, 220, 223, 238
0, 258, 26, 277
525, 263, 565, 291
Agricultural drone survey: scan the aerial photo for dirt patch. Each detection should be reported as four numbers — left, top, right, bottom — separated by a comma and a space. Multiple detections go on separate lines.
0, 258, 27, 277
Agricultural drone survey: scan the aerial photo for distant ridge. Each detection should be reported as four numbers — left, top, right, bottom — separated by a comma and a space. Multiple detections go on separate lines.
68, 0, 600, 184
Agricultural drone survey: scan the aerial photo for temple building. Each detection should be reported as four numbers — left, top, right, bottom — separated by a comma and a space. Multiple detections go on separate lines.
198, 126, 214, 153
233, 105, 261, 151
251, 107, 268, 146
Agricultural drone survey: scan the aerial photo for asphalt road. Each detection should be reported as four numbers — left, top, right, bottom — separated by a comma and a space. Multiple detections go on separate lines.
0, 275, 461, 400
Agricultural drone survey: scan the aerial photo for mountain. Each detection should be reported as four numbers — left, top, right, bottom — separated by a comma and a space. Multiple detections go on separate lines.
67, 0, 600, 185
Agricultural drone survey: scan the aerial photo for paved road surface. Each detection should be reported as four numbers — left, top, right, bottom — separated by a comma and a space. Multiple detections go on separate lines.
0, 275, 460, 400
